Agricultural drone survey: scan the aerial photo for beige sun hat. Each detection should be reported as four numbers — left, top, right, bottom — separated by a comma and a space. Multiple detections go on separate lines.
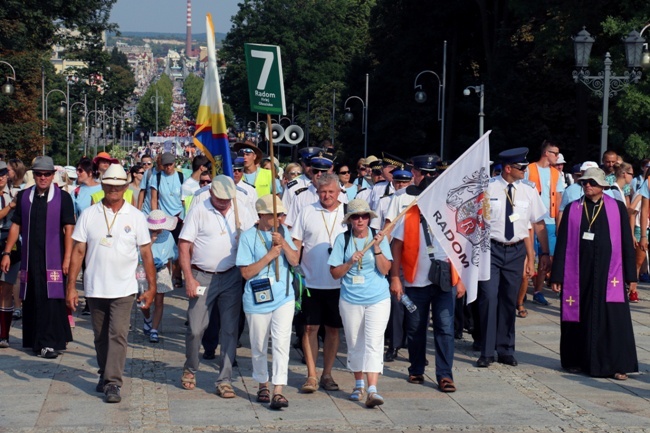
255, 194, 286, 215
147, 210, 178, 231
342, 198, 378, 224
210, 174, 236, 199
578, 167, 610, 188
101, 164, 128, 186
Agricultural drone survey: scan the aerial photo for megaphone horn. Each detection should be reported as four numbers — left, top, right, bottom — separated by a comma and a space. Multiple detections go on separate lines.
284, 125, 304, 145
265, 123, 285, 142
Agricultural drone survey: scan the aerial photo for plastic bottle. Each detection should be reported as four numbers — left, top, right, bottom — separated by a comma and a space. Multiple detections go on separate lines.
136, 261, 147, 308
400, 293, 417, 313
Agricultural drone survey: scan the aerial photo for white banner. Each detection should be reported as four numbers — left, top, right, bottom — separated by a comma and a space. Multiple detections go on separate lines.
416, 132, 492, 303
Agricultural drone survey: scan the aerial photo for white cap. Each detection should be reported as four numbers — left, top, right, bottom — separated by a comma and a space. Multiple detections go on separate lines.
556, 153, 566, 164
579, 161, 599, 172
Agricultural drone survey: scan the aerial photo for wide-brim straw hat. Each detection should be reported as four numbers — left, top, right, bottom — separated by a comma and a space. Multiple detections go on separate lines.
256, 194, 287, 215
342, 198, 378, 224
147, 209, 178, 231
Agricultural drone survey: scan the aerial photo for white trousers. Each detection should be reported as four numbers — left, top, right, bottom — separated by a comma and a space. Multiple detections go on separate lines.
245, 300, 294, 385
339, 297, 391, 373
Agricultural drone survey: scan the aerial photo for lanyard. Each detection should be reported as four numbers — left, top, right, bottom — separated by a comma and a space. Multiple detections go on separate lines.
255, 228, 273, 276
320, 207, 339, 248
583, 198, 604, 232
102, 205, 119, 238
352, 233, 372, 270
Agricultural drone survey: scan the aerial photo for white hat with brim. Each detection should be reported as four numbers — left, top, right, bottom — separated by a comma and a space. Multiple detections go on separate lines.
210, 174, 236, 199
101, 164, 129, 186
147, 210, 178, 231
556, 153, 567, 164
64, 165, 77, 179
342, 198, 378, 224
578, 167, 610, 188
256, 194, 286, 215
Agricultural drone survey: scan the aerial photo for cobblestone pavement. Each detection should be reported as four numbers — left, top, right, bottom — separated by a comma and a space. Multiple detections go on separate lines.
1, 282, 649, 433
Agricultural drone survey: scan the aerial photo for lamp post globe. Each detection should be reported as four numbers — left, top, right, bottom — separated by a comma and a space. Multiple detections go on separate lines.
414, 90, 427, 103
57, 105, 67, 116
344, 111, 354, 123
1, 82, 14, 96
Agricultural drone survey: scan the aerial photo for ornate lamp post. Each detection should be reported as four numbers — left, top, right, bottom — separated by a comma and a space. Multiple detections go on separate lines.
0, 60, 16, 96
414, 41, 447, 158
572, 27, 645, 156
343, 73, 369, 157
463, 84, 485, 137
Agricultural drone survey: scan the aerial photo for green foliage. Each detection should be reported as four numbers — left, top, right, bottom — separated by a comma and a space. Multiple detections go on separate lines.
183, 74, 204, 117
136, 76, 173, 134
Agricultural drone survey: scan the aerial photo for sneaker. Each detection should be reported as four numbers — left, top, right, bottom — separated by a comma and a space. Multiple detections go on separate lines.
0, 339, 9, 348
96, 375, 105, 393
40, 347, 58, 359
104, 384, 121, 403
532, 292, 550, 306
149, 329, 159, 343
12, 308, 21, 320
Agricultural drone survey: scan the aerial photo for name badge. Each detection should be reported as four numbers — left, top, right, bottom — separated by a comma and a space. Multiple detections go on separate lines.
352, 275, 365, 285
582, 232, 595, 241
509, 213, 520, 223
100, 237, 113, 247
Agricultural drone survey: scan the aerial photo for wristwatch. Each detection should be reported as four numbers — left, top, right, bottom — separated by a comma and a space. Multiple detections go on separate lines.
1, 252, 10, 257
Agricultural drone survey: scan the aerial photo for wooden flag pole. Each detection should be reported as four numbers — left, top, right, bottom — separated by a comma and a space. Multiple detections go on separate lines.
359, 196, 420, 254
266, 114, 280, 280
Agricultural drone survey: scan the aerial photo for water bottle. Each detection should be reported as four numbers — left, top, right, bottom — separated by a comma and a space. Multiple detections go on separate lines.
400, 293, 417, 313
136, 261, 147, 308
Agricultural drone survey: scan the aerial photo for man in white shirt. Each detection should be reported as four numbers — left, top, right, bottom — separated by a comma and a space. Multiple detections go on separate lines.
292, 173, 347, 393
232, 157, 258, 218
181, 155, 210, 205
66, 164, 157, 404
178, 175, 255, 398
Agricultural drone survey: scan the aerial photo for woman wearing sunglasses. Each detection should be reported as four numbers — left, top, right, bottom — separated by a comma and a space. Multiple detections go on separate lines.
328, 199, 392, 408
128, 164, 145, 200
336, 163, 356, 202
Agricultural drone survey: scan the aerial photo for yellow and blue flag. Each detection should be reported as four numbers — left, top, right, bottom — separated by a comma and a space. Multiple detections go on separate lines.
193, 13, 232, 177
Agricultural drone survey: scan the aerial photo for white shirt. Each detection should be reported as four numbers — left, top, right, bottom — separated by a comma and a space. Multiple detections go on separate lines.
370, 192, 393, 230
486, 176, 548, 243
236, 180, 258, 217
291, 201, 347, 289
368, 181, 394, 211
282, 174, 311, 212
285, 183, 348, 228
180, 198, 256, 272
72, 202, 151, 298
181, 177, 200, 201
355, 187, 371, 204
385, 188, 415, 223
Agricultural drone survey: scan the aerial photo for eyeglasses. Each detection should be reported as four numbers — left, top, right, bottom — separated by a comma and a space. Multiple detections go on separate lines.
357, 166, 367, 170
338, 170, 350, 175
349, 213, 370, 221
233, 168, 243, 172
580, 179, 600, 187
142, 162, 152, 166
547, 150, 560, 156
199, 180, 211, 185
33, 171, 54, 178
289, 171, 301, 176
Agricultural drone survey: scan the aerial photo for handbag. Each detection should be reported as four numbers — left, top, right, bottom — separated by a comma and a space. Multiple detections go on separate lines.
420, 215, 452, 292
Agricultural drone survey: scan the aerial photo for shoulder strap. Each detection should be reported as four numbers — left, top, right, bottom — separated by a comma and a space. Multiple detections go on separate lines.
156, 170, 162, 189
420, 214, 435, 259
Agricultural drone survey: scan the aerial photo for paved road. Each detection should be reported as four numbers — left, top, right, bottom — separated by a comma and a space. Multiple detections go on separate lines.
1, 283, 649, 433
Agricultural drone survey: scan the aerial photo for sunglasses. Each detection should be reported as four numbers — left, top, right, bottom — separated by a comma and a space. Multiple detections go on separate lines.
371, 169, 382, 175
580, 179, 600, 187
239, 148, 255, 154
338, 170, 350, 175
33, 171, 54, 178
547, 150, 560, 156
142, 162, 153, 166
289, 171, 301, 176
349, 213, 370, 221
163, 163, 174, 167
233, 168, 243, 172
357, 166, 368, 170
312, 168, 329, 173
199, 180, 211, 185
510, 164, 528, 171
137, 172, 145, 175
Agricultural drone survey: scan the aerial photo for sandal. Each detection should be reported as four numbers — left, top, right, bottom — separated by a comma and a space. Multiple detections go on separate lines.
407, 374, 424, 384
438, 377, 456, 393
269, 393, 289, 409
365, 391, 384, 408
516, 304, 528, 318
181, 369, 196, 390
349, 387, 365, 401
143, 318, 152, 336
319, 375, 339, 391
149, 329, 159, 343
256, 387, 270, 403
173, 278, 183, 289
300, 376, 318, 393
613, 373, 628, 381
216, 382, 236, 398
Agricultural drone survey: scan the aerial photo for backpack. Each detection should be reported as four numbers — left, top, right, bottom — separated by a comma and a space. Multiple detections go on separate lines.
156, 170, 184, 190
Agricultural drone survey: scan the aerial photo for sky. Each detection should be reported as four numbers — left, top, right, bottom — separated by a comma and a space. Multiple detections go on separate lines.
110, 0, 241, 34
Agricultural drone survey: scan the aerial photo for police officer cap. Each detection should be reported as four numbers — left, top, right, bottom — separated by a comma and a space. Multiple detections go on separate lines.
382, 152, 404, 167
391, 169, 413, 181
499, 147, 529, 165
310, 154, 334, 170
436, 160, 453, 171
298, 146, 324, 162
232, 157, 245, 169
411, 154, 440, 172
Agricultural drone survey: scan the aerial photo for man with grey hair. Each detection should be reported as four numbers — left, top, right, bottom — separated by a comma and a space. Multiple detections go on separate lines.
292, 172, 347, 393
178, 175, 256, 398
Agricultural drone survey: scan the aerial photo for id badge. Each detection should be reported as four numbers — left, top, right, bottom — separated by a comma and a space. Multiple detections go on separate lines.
100, 237, 113, 247
251, 278, 274, 304
582, 232, 595, 241
352, 275, 365, 285
509, 213, 520, 223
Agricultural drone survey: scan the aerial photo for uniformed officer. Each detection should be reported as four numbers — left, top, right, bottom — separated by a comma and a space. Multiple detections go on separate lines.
476, 147, 550, 368
368, 153, 404, 210
357, 156, 381, 203
281, 146, 323, 214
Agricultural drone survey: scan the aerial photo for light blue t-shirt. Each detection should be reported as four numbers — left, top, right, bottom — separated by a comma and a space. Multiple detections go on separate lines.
73, 184, 102, 218
327, 231, 392, 305
236, 225, 297, 314
640, 179, 650, 199
151, 230, 177, 267
151, 171, 184, 217
140, 168, 158, 215
344, 185, 357, 202
525, 165, 565, 224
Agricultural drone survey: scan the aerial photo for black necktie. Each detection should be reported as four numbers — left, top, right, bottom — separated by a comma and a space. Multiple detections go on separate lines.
505, 184, 514, 240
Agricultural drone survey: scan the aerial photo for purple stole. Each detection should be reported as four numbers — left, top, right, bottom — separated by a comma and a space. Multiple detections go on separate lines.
562, 194, 625, 322
19, 185, 64, 300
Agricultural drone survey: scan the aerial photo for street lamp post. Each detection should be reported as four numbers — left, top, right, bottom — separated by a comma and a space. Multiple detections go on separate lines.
43, 87, 68, 157
463, 84, 485, 137
150, 87, 164, 135
343, 73, 369, 157
414, 41, 447, 158
0, 60, 17, 96
572, 27, 645, 157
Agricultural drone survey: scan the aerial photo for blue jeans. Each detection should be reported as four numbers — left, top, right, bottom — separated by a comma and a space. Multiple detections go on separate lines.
405, 284, 456, 382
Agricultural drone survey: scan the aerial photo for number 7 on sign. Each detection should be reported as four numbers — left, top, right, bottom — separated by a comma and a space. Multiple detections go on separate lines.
251, 50, 274, 90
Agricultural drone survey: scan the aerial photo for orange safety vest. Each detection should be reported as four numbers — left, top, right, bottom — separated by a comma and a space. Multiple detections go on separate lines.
527, 163, 559, 218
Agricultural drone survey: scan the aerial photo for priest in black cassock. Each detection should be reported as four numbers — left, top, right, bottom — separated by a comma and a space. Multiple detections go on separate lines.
551, 167, 637, 380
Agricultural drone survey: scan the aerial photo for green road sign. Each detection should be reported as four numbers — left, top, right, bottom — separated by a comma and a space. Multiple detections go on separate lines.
245, 43, 287, 115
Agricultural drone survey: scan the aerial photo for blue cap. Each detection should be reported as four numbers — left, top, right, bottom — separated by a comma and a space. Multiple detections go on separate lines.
411, 154, 440, 172
310, 156, 333, 170
499, 147, 529, 165
391, 169, 413, 181
298, 146, 324, 161
232, 157, 245, 169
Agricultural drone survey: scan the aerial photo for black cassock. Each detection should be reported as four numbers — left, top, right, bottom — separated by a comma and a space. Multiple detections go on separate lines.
551, 197, 638, 377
